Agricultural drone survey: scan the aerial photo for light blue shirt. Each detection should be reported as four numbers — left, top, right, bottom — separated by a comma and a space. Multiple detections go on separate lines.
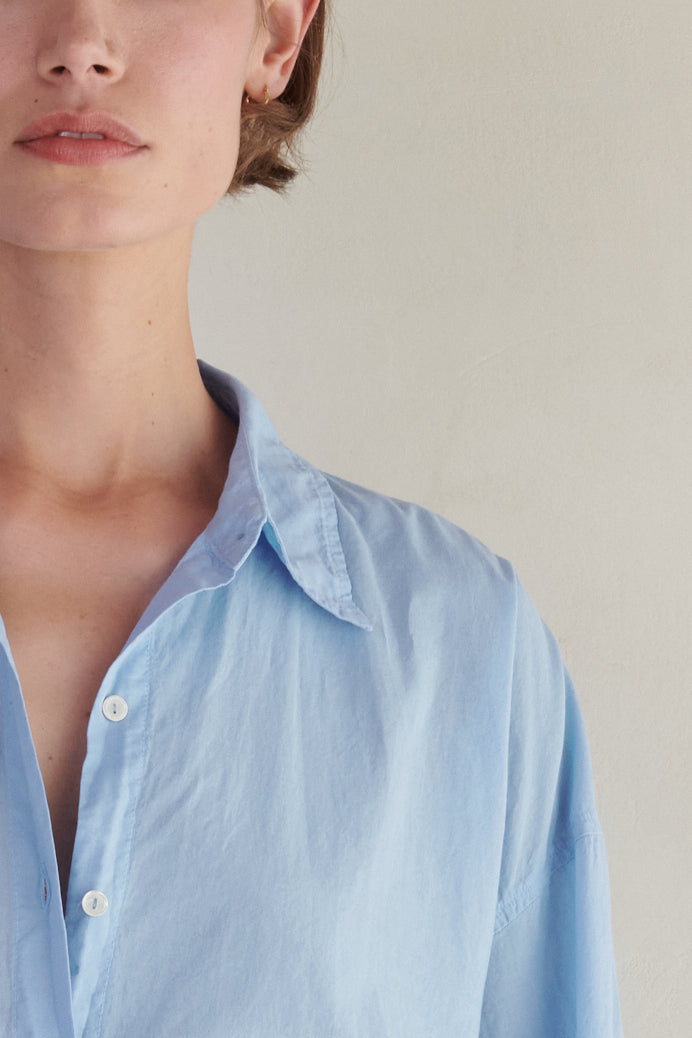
0, 362, 622, 1037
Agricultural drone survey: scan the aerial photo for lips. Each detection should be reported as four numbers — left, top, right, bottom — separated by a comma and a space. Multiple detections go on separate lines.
16, 110, 145, 148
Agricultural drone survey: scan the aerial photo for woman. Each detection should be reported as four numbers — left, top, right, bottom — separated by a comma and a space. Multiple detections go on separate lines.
0, 1, 621, 1035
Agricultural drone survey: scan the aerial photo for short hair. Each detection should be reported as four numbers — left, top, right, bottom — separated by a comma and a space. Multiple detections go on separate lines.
230, 1, 327, 194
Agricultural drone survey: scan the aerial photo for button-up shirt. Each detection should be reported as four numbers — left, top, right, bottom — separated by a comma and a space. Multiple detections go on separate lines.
0, 362, 622, 1037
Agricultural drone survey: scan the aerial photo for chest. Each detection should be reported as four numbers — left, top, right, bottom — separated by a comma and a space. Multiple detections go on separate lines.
1, 582, 153, 908
0, 525, 190, 907
0, 479, 223, 893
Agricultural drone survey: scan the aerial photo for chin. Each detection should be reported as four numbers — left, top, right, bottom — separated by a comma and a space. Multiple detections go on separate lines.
0, 205, 192, 254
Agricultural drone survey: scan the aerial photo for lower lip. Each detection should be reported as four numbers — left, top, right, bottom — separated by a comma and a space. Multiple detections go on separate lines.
17, 136, 144, 166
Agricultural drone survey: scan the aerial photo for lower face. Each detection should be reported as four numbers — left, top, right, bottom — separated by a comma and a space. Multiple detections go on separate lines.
0, 0, 262, 254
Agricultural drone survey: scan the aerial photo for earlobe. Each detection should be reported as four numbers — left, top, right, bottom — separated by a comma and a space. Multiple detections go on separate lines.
247, 0, 321, 101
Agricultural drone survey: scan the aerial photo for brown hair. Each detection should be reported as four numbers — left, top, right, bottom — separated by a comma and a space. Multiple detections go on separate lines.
230, 1, 327, 194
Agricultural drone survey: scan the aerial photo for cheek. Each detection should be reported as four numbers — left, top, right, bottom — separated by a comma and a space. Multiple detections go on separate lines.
149, 11, 257, 97
154, 90, 244, 222
0, 22, 34, 103
150, 29, 253, 178
177, 82, 245, 199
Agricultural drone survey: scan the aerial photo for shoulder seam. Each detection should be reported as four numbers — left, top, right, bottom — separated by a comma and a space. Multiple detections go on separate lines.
493, 829, 603, 936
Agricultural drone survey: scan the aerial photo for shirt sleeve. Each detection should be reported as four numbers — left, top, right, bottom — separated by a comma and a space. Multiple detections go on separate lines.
479, 576, 623, 1038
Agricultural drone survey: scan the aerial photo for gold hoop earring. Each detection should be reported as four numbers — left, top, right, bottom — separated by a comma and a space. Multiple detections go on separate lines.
243, 87, 270, 105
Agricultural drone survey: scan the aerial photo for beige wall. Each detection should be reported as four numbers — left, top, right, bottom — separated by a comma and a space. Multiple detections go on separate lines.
190, 2, 692, 1033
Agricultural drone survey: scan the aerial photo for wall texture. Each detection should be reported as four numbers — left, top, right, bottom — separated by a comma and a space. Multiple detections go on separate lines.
189, 2, 692, 1033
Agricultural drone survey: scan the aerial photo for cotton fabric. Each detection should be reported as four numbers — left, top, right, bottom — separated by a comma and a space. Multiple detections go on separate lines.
0, 362, 622, 1037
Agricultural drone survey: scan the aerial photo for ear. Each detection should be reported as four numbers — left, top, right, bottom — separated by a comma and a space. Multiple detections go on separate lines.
246, 0, 322, 101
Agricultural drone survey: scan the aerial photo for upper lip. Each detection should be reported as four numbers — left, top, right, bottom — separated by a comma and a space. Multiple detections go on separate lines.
16, 111, 145, 147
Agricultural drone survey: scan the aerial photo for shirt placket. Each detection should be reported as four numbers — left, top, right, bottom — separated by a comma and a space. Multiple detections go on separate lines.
66, 634, 152, 1038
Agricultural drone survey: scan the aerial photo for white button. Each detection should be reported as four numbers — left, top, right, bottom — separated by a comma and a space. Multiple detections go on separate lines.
81, 890, 109, 917
102, 695, 128, 722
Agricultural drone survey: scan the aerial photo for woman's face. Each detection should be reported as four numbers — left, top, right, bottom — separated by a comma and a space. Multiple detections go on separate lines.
0, 0, 266, 253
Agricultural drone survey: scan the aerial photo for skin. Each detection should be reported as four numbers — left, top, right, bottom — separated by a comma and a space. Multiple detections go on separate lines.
0, 0, 319, 909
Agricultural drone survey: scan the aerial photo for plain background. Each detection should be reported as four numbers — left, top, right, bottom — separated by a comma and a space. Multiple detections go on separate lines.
189, 2, 691, 1034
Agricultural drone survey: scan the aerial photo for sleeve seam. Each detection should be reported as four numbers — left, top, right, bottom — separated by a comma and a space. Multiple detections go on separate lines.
492, 830, 603, 936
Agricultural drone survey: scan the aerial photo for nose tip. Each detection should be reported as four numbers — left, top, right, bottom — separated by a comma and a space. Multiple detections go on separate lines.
39, 59, 124, 90
37, 10, 125, 85
39, 39, 125, 82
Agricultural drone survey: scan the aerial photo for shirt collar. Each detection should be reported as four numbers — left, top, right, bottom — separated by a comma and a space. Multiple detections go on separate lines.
199, 360, 371, 631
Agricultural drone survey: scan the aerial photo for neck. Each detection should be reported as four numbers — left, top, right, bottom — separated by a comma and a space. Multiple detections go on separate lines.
0, 231, 234, 500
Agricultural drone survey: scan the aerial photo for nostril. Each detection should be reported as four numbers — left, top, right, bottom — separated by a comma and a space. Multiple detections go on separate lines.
49, 63, 110, 77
